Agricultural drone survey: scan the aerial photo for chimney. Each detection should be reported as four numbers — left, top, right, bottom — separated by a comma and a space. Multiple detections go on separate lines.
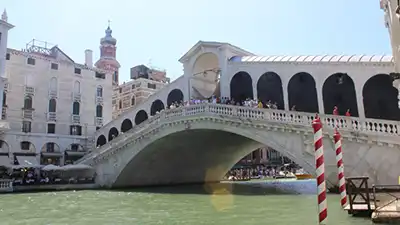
84, 49, 93, 67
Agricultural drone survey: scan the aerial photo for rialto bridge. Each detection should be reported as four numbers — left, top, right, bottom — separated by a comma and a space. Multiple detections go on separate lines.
77, 41, 400, 188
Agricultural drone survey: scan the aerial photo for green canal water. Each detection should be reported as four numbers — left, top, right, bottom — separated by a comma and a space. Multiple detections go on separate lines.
0, 180, 377, 225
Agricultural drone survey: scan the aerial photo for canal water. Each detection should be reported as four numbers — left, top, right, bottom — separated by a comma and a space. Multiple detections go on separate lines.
0, 180, 376, 225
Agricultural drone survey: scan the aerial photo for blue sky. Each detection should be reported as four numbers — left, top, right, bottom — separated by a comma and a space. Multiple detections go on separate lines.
3, 0, 391, 81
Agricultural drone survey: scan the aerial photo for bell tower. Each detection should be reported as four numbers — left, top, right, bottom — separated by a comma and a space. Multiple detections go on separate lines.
95, 21, 120, 86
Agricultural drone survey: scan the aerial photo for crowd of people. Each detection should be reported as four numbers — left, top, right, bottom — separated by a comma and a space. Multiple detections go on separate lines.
224, 164, 299, 181
0, 165, 95, 187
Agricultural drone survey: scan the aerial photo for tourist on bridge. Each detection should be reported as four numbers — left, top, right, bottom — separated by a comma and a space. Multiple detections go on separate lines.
345, 109, 351, 117
333, 106, 339, 116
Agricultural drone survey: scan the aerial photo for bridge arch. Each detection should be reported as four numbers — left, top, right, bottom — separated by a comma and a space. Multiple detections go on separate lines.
230, 71, 253, 104
107, 120, 315, 188
322, 73, 358, 116
108, 127, 119, 142
288, 72, 318, 113
121, 119, 133, 133
167, 89, 184, 107
257, 72, 284, 109
150, 99, 165, 116
135, 110, 148, 125
363, 74, 400, 120
96, 135, 107, 147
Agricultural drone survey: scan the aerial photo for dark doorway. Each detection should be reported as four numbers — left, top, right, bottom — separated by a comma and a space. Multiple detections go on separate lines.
322, 73, 358, 116
121, 119, 133, 132
288, 72, 319, 113
151, 99, 165, 115
230, 71, 253, 104
135, 110, 148, 125
363, 74, 400, 120
96, 135, 106, 147
257, 72, 284, 109
108, 127, 119, 141
167, 89, 184, 107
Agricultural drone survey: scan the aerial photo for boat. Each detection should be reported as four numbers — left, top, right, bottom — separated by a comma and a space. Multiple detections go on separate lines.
295, 169, 313, 180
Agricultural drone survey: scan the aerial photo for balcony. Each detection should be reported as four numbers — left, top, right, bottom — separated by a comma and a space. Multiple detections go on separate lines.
72, 92, 81, 102
48, 90, 57, 98
95, 117, 103, 127
96, 97, 103, 104
1, 107, 6, 120
71, 115, 80, 124
47, 112, 56, 122
22, 109, 34, 120
24, 86, 35, 96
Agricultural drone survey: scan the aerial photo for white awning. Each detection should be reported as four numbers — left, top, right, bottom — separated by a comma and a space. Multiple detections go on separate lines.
41, 152, 63, 157
0, 155, 10, 167
16, 155, 39, 167
65, 151, 86, 157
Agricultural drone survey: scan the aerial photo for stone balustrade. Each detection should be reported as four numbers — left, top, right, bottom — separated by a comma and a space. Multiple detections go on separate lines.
77, 104, 400, 166
0, 179, 13, 192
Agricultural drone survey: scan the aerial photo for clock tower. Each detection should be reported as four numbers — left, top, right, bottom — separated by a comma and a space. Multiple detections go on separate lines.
95, 22, 120, 86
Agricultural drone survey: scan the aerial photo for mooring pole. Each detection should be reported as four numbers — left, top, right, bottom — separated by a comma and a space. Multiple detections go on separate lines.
333, 129, 347, 208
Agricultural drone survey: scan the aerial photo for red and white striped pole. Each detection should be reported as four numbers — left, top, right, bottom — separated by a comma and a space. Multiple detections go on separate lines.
334, 129, 347, 208
312, 115, 327, 224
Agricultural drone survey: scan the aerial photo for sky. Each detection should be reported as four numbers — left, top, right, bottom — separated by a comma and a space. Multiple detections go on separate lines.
2, 0, 391, 82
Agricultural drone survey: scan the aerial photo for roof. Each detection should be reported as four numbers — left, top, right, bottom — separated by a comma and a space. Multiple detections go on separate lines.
229, 55, 394, 63
179, 41, 255, 63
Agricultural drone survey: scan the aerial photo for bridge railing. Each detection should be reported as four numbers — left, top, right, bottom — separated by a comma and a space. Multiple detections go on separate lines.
77, 104, 400, 165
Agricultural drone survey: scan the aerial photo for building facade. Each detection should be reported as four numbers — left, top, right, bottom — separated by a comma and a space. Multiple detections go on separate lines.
112, 65, 169, 119
0, 13, 114, 166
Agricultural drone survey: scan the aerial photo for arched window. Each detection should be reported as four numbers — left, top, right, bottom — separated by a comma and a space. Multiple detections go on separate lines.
119, 100, 122, 109
74, 81, 80, 94
24, 96, 33, 109
2, 92, 6, 107
72, 102, 80, 115
48, 99, 56, 112
96, 105, 103, 117
131, 96, 135, 106
96, 86, 103, 97
50, 77, 57, 91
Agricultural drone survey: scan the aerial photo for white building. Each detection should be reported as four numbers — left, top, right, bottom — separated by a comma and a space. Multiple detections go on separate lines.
112, 65, 169, 119
0, 12, 114, 166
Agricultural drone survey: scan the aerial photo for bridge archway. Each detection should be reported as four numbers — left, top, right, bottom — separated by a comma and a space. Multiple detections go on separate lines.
150, 99, 165, 116
363, 74, 400, 120
288, 72, 318, 112
121, 119, 133, 133
108, 127, 119, 142
257, 72, 284, 109
322, 73, 358, 116
96, 135, 106, 147
167, 89, 184, 107
135, 110, 148, 125
230, 72, 253, 104
191, 52, 220, 99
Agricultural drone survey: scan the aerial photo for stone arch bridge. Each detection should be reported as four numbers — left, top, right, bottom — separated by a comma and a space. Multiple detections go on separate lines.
77, 41, 400, 188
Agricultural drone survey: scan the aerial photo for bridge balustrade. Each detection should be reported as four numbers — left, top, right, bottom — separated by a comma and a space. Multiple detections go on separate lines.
77, 104, 400, 166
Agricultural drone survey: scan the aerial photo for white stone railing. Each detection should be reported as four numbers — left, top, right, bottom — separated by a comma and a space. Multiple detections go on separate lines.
76, 104, 400, 166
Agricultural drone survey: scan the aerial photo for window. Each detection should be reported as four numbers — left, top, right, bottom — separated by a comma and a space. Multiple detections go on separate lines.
147, 83, 156, 89
74, 68, 81, 74
131, 96, 135, 106
47, 123, 55, 134
119, 88, 122, 93
46, 142, 55, 152
119, 100, 122, 109
22, 121, 31, 133
2, 92, 6, 107
131, 84, 135, 89
96, 105, 103, 117
23, 96, 33, 109
71, 144, 79, 151
50, 77, 57, 91
51, 63, 59, 70
5, 53, 10, 60
48, 99, 56, 112
27, 58, 35, 65
96, 86, 103, 97
73, 81, 80, 94
113, 71, 118, 83
70, 125, 82, 136
20, 141, 30, 150
96, 127, 101, 130
95, 72, 105, 79
72, 102, 80, 115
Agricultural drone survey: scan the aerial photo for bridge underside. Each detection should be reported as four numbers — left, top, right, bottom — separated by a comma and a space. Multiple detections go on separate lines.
113, 130, 264, 188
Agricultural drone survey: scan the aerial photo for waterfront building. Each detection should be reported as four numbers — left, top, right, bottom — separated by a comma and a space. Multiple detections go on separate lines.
112, 65, 169, 119
0, 12, 114, 166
